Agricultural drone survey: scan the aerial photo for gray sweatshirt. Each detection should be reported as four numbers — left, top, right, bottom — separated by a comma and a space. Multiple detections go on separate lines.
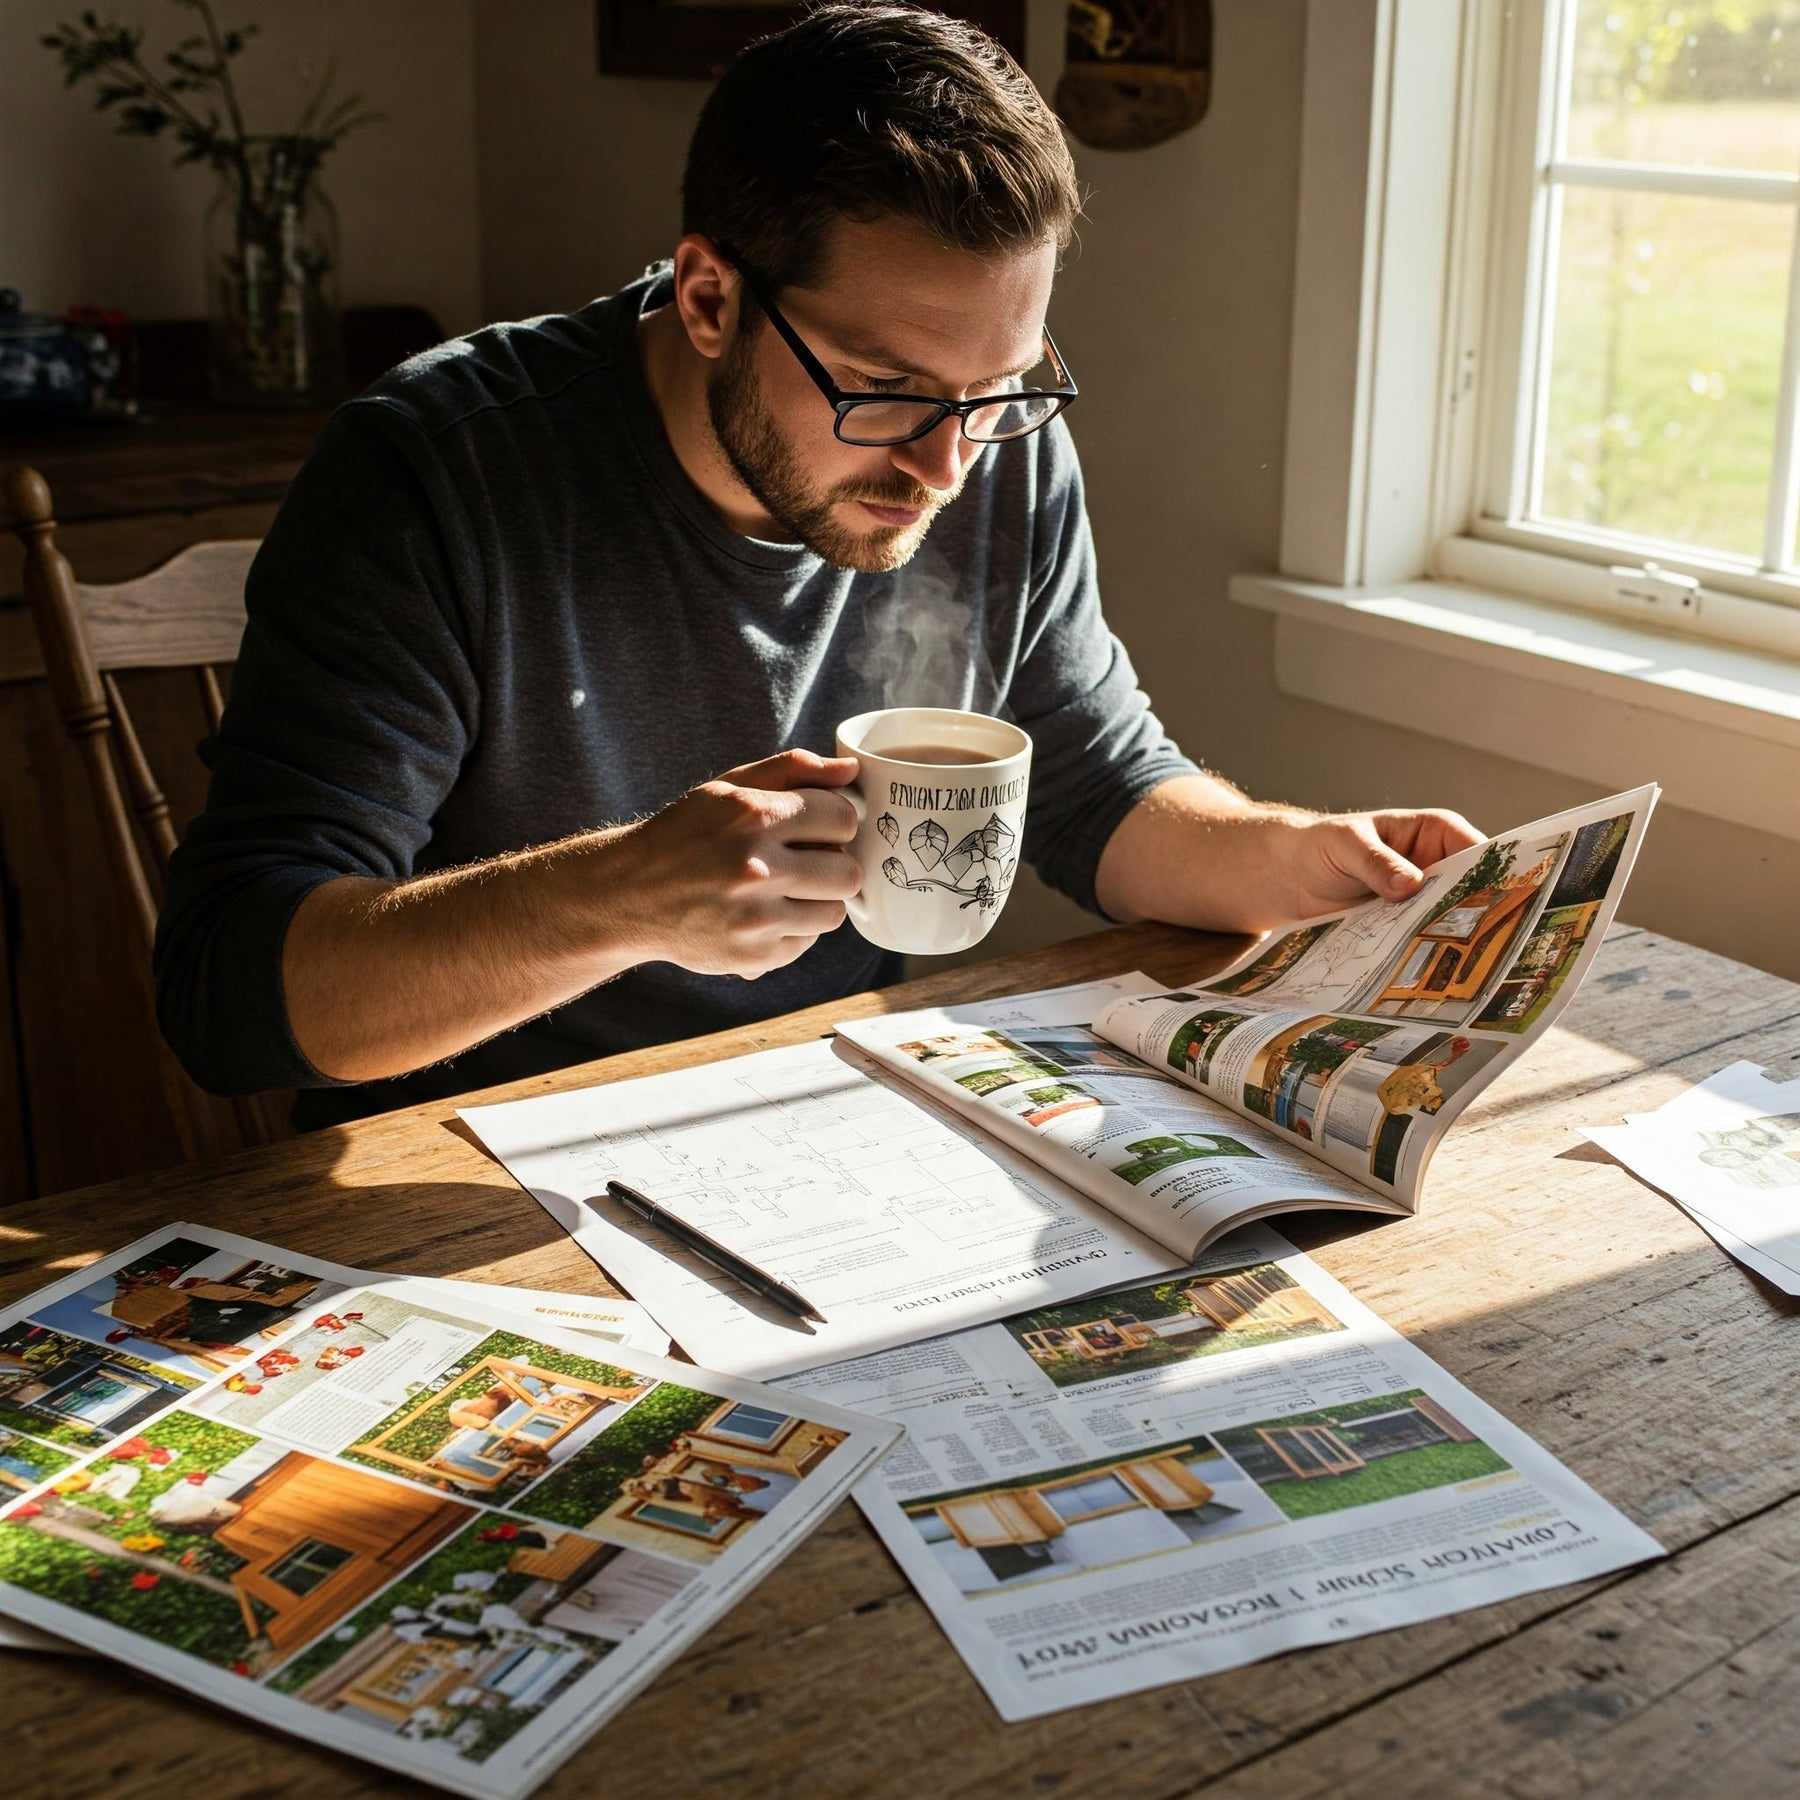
154, 268, 1196, 1124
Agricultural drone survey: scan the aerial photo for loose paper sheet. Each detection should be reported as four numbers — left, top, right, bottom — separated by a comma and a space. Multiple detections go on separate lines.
1586, 1060, 1800, 1293
458, 1026, 1185, 1380
0, 1223, 897, 1797
784, 1225, 1663, 1718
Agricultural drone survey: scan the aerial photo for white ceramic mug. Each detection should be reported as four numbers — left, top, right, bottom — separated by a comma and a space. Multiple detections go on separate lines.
836, 706, 1032, 955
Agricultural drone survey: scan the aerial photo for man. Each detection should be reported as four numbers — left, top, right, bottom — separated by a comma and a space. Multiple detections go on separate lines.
156, 5, 1478, 1125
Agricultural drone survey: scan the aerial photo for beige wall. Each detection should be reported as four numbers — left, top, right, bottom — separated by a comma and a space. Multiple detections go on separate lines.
3, 0, 483, 336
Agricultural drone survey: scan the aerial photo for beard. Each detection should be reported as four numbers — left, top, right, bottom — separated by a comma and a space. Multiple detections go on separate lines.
706, 329, 962, 574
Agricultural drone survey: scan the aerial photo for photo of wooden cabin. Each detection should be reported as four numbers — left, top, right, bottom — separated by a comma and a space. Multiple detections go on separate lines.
350, 1355, 649, 1498
585, 1400, 846, 1564
1010, 1263, 1345, 1387
276, 1519, 694, 1760
1214, 1390, 1511, 1520
1365, 844, 1563, 1019
217, 1453, 474, 1653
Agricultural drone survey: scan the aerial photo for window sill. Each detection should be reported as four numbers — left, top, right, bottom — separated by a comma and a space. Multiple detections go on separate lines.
1228, 571, 1800, 842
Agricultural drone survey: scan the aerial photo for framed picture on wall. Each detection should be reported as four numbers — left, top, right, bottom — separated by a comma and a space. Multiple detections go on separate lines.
597, 1, 1025, 80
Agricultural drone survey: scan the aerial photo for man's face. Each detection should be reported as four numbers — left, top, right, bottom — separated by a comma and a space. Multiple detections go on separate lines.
706, 215, 1058, 573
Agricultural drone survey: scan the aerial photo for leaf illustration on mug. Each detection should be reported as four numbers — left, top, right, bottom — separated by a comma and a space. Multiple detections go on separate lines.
876, 812, 899, 847
882, 815, 1019, 913
909, 819, 948, 869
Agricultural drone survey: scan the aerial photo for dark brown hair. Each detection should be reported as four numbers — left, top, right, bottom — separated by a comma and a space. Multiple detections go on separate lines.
682, 3, 1080, 295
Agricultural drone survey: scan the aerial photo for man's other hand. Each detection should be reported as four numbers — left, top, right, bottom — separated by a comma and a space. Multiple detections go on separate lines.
1280, 808, 1483, 918
611, 748, 863, 978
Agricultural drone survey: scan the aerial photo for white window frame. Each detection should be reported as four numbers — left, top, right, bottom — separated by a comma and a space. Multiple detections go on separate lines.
1463, 0, 1800, 609
1233, 0, 1800, 842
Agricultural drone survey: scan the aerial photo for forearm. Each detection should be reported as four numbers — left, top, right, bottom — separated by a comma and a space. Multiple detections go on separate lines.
279, 747, 864, 1087
282, 829, 647, 1084
1094, 773, 1316, 934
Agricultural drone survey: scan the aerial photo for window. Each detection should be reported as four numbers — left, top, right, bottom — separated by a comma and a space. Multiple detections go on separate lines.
265, 1537, 354, 1596
1477, 0, 1800, 593
629, 1501, 737, 1540
704, 1403, 790, 1448
1238, 0, 1800, 851
45, 1371, 141, 1422
366, 1645, 456, 1706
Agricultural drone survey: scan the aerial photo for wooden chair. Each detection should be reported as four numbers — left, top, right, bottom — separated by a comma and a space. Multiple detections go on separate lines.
4, 463, 279, 1162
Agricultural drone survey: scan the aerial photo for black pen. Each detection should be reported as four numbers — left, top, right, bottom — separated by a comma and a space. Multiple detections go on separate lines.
600, 1180, 828, 1323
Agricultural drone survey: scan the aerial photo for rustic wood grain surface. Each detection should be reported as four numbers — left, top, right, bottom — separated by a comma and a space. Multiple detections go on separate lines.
3, 918, 1798, 1799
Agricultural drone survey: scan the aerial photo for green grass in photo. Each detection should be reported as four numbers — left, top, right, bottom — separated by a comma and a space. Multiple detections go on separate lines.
0, 1430, 75, 1490
1255, 1441, 1510, 1520
0, 1518, 254, 1665
1112, 1133, 1260, 1186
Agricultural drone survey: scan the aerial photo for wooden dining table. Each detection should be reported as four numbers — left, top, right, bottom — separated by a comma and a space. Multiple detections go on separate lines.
4, 915, 1799, 1797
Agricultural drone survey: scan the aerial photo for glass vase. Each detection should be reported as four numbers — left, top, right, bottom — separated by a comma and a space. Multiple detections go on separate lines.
204, 138, 343, 407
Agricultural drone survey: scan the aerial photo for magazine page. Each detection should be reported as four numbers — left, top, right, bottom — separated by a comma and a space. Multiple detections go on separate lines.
1585, 1060, 1800, 1294
0, 1272, 665, 1659
0, 1223, 897, 1798
459, 1034, 1185, 1383
835, 980, 1403, 1262
1092, 786, 1660, 1206
782, 1225, 1662, 1720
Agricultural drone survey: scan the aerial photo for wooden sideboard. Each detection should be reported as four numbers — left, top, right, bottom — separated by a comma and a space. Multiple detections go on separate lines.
0, 406, 326, 1202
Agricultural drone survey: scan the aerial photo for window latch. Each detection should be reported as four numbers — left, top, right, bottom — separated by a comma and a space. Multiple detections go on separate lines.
1607, 561, 1702, 619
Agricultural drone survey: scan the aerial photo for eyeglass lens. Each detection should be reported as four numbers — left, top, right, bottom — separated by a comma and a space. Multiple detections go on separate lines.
837, 390, 1065, 445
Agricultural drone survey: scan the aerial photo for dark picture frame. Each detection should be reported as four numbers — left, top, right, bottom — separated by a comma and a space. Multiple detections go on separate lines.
597, 1, 1024, 81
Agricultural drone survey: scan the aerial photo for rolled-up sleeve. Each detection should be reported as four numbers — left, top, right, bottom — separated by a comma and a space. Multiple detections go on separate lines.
1007, 430, 1197, 915
154, 402, 485, 1096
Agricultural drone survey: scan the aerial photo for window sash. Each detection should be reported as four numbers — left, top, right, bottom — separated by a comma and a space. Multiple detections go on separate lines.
1473, 0, 1800, 595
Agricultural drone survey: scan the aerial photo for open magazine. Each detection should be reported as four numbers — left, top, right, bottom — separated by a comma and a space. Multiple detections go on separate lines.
0, 1224, 896, 1799
461, 787, 1657, 1384
840, 784, 1659, 1253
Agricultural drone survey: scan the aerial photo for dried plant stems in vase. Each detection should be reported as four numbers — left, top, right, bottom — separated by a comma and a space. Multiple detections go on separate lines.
42, 0, 379, 406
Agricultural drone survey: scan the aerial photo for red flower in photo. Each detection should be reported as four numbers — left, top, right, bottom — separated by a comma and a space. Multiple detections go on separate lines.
478, 1522, 519, 1542
10, 1502, 42, 1519
311, 1313, 345, 1333
228, 1661, 251, 1677
183, 1471, 211, 1485
107, 1437, 149, 1461
146, 1447, 174, 1467
342, 1345, 365, 1358
129, 1572, 160, 1591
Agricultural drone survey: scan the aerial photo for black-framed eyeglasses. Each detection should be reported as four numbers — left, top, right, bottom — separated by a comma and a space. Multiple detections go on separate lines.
724, 253, 1078, 447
